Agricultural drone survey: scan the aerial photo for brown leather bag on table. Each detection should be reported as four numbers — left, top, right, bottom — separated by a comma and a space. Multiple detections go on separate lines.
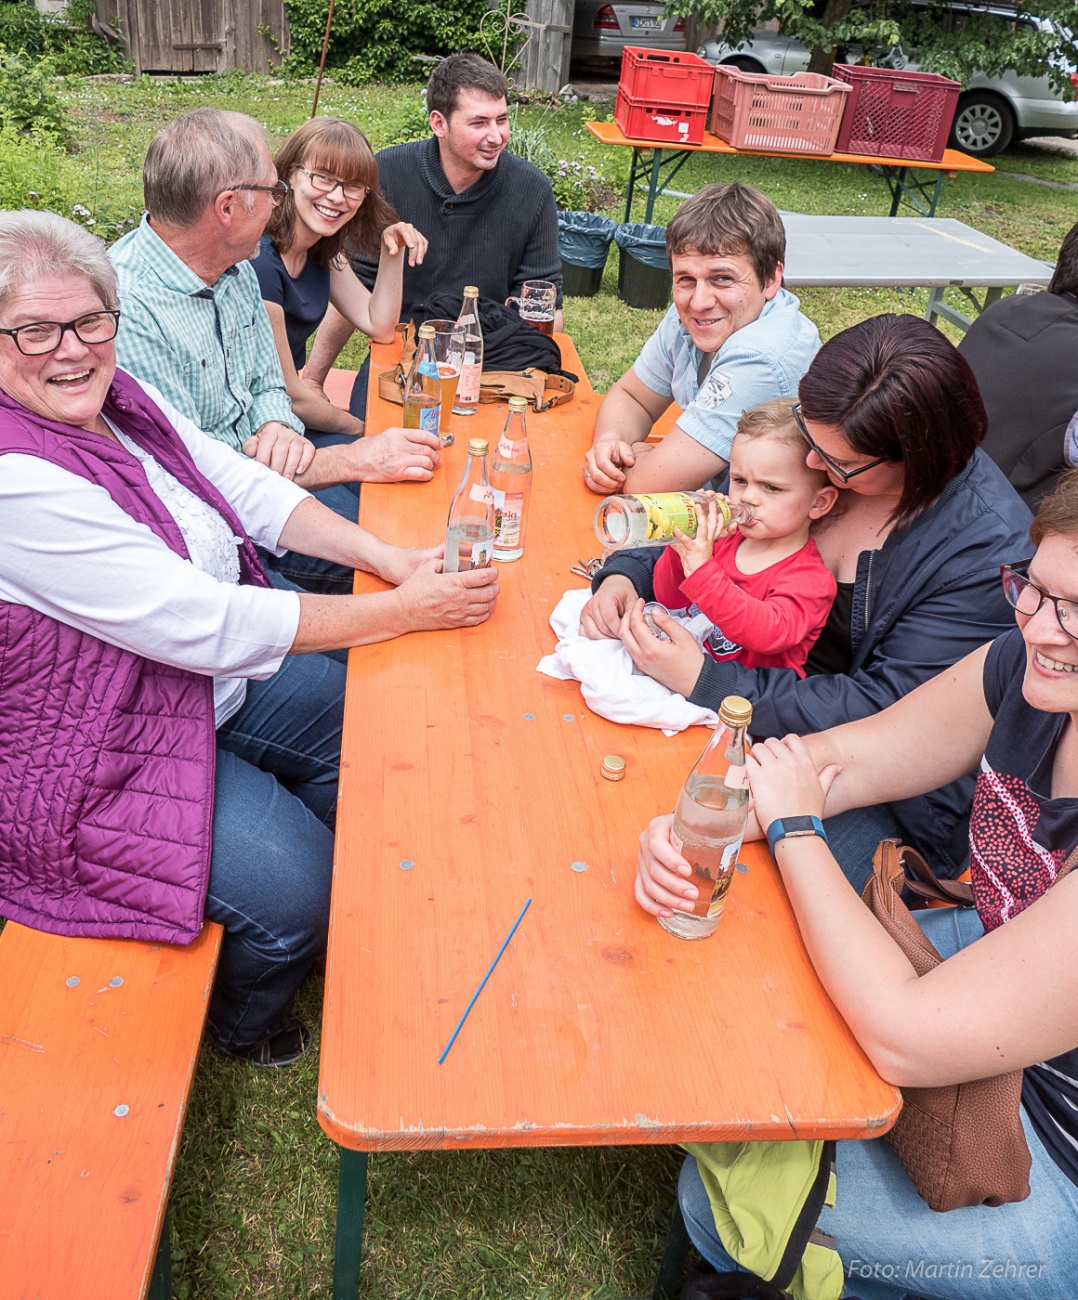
376, 322, 577, 414
862, 838, 1032, 1212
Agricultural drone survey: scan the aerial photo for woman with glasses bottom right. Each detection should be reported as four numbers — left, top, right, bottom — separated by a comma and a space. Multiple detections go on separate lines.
638, 472, 1078, 1300
586, 313, 1033, 886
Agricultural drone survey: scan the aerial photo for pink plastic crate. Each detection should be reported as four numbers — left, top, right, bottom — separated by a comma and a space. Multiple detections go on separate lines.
615, 87, 708, 146
832, 64, 961, 162
709, 66, 851, 156
618, 47, 716, 110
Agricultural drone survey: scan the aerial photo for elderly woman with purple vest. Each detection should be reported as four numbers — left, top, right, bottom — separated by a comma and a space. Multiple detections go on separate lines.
0, 211, 499, 1067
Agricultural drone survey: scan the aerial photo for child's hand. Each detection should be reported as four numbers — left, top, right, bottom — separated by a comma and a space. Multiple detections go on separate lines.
671, 496, 724, 578
619, 600, 705, 697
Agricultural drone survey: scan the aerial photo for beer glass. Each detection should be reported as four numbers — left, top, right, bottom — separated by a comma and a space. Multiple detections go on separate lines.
506, 280, 557, 335
425, 319, 465, 441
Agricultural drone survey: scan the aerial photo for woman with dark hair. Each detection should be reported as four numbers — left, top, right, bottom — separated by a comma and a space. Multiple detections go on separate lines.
251, 117, 428, 446
583, 314, 1033, 883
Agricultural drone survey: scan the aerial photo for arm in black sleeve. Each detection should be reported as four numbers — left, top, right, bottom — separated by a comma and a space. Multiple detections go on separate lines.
689, 560, 1018, 738
508, 180, 563, 306
590, 546, 660, 599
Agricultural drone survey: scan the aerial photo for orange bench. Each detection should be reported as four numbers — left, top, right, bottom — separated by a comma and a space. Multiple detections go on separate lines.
0, 919, 221, 1300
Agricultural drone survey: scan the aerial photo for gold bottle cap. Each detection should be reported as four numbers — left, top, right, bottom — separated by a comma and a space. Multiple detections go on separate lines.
507, 395, 528, 410
467, 438, 489, 457
601, 755, 626, 782
718, 695, 752, 728
463, 285, 479, 296
417, 323, 436, 338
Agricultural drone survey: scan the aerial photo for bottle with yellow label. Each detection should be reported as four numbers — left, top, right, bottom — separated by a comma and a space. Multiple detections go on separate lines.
594, 492, 751, 550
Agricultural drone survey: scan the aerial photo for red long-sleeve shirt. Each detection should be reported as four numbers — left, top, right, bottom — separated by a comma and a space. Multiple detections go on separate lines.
653, 534, 836, 678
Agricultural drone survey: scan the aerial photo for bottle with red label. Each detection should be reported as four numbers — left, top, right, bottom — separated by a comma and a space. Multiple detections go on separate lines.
490, 395, 532, 563
444, 438, 495, 573
661, 695, 753, 941
452, 286, 483, 417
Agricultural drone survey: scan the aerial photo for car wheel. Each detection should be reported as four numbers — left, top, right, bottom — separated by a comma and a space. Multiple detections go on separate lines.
950, 93, 1015, 157
723, 56, 767, 73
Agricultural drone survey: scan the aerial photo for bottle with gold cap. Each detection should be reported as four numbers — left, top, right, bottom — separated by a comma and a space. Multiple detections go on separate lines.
452, 286, 483, 416
660, 695, 753, 940
403, 323, 441, 435
444, 437, 495, 573
490, 395, 532, 563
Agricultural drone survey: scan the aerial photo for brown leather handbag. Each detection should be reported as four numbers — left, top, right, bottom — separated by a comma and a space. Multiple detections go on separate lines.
862, 839, 1032, 1212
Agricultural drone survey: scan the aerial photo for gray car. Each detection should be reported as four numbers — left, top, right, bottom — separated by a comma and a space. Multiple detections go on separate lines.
572, 0, 687, 62
698, 4, 1078, 156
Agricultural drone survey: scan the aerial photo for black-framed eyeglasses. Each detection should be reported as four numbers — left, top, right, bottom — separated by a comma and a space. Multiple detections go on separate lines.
791, 402, 889, 484
0, 309, 121, 356
292, 166, 367, 202
225, 179, 290, 206
1001, 563, 1078, 639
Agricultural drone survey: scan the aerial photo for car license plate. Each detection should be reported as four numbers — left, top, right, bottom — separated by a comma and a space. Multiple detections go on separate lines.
631, 16, 661, 27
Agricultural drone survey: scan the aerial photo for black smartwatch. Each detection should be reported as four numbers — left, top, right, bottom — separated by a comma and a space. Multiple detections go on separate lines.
765, 815, 828, 854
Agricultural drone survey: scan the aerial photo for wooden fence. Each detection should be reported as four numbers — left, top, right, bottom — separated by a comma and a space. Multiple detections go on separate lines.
96, 0, 290, 75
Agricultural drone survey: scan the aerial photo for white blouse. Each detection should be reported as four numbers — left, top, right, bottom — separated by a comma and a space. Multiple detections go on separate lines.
0, 377, 306, 727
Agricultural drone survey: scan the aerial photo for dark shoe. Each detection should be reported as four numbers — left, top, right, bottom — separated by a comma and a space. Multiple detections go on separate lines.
215, 1014, 313, 1068
680, 1259, 790, 1300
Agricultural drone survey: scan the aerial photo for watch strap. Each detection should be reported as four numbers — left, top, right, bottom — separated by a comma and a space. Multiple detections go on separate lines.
766, 815, 828, 853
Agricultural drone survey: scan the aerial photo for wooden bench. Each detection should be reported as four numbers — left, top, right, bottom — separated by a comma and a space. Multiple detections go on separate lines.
0, 918, 222, 1299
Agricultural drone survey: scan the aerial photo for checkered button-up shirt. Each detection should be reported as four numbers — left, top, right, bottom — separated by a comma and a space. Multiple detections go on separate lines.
110, 216, 303, 452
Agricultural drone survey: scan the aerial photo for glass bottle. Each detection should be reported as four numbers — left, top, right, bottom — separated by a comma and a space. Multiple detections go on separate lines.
660, 695, 753, 941
594, 492, 752, 550
403, 323, 440, 435
490, 395, 532, 563
444, 437, 495, 573
452, 286, 484, 417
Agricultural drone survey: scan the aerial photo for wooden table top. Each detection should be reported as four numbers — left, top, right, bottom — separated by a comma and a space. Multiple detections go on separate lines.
587, 118, 995, 173
318, 335, 900, 1153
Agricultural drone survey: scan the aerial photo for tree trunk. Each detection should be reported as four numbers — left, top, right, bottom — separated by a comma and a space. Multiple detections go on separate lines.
806, 0, 854, 75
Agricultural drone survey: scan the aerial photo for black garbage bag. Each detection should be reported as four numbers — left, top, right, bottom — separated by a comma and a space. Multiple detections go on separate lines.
557, 211, 618, 270
614, 222, 669, 270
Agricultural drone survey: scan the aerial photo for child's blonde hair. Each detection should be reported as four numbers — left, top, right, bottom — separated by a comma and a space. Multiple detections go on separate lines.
733, 397, 829, 490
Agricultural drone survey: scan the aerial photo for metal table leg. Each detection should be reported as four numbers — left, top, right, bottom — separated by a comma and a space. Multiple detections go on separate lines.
644, 148, 666, 224
148, 1207, 172, 1300
332, 1148, 370, 1300
652, 1202, 691, 1300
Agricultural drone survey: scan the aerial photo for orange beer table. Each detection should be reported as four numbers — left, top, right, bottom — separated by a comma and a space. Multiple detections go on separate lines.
319, 336, 900, 1297
587, 118, 994, 222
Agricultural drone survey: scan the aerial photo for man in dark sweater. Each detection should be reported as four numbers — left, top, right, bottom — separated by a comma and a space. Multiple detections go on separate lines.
958, 220, 1078, 510
304, 54, 562, 418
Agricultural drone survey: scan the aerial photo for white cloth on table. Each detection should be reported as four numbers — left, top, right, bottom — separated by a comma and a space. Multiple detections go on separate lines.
536, 587, 717, 734
0, 378, 304, 727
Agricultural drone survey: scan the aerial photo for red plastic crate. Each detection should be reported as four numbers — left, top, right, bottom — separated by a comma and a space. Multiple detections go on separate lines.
615, 87, 708, 146
618, 47, 716, 111
709, 66, 851, 156
832, 64, 961, 162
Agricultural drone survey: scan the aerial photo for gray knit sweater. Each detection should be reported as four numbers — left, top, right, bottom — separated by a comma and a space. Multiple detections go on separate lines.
352, 135, 561, 321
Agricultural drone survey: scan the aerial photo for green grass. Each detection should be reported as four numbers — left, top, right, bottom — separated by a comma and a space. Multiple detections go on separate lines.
22, 71, 1078, 1297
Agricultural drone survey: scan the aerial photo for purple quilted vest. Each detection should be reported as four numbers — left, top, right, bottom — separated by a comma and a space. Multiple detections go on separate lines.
0, 369, 270, 944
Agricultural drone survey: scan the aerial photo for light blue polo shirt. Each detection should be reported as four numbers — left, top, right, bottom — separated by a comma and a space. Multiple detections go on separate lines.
633, 288, 820, 464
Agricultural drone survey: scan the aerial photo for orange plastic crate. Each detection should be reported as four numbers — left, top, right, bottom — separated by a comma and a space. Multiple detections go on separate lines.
618, 47, 715, 110
709, 66, 851, 155
832, 64, 961, 161
614, 87, 709, 146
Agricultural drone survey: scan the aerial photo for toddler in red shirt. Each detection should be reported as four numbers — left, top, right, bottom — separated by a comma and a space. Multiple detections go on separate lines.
644, 398, 839, 683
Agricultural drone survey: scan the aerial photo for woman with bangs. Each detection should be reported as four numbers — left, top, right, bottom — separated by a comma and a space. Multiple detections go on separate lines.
252, 117, 428, 450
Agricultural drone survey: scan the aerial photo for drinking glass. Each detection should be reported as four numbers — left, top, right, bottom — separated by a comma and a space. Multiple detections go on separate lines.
425, 319, 465, 441
506, 280, 557, 335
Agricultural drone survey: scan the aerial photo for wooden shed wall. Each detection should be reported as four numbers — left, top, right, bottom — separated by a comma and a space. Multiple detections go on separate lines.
97, 0, 290, 75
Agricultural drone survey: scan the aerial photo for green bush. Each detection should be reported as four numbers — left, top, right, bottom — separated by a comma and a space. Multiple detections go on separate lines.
0, 122, 75, 210
282, 0, 499, 83
0, 49, 72, 144
0, 0, 128, 76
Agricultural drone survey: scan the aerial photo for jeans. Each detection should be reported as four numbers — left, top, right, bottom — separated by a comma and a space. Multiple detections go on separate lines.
824, 804, 902, 893
202, 650, 344, 1050
678, 906, 1078, 1300
260, 430, 362, 594
348, 355, 371, 420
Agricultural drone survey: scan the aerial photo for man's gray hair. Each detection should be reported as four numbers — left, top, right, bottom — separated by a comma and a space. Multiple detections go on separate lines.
143, 108, 268, 227
0, 209, 117, 312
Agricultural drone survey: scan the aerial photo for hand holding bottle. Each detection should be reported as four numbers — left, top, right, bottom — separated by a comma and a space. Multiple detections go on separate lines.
394, 558, 499, 631
619, 599, 705, 697
670, 494, 727, 577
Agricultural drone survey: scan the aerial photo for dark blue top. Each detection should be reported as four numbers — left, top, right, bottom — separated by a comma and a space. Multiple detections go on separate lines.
250, 234, 330, 372
595, 450, 1034, 874
978, 628, 1078, 1188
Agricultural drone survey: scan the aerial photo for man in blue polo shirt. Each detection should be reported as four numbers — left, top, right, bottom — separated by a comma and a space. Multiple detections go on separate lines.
583, 183, 819, 495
